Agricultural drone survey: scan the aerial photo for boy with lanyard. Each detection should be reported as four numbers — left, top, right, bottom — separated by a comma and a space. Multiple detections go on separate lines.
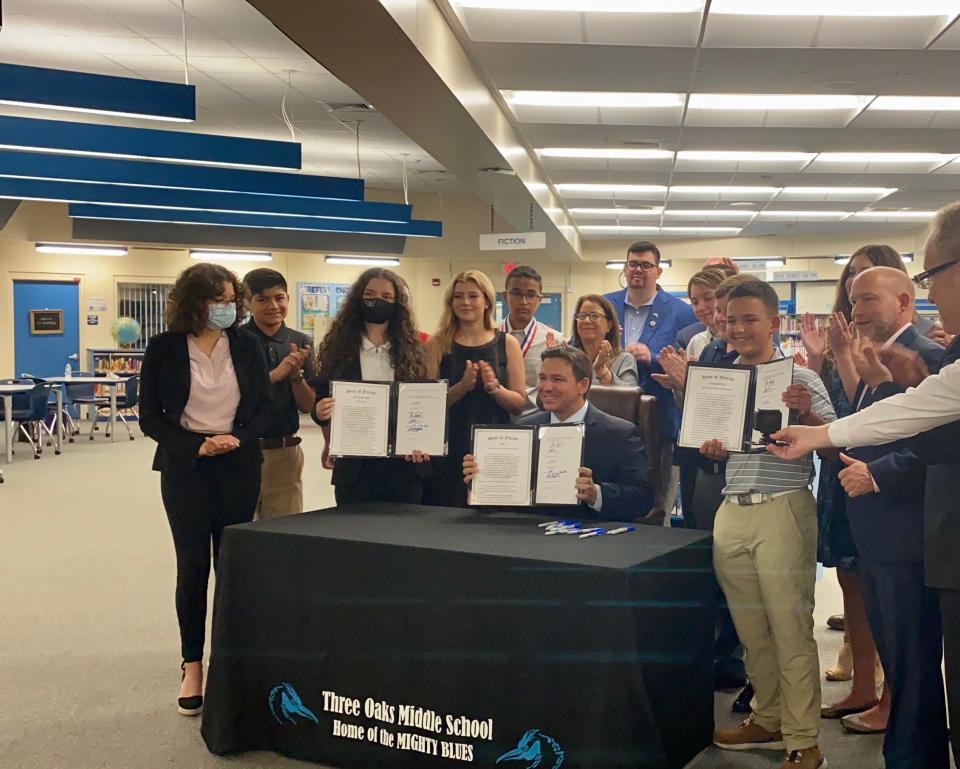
500, 265, 557, 416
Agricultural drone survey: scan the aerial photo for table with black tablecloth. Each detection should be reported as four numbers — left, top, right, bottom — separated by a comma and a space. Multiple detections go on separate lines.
201, 504, 716, 769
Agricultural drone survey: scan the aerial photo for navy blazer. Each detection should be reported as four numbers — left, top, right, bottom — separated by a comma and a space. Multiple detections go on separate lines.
603, 288, 698, 440
519, 402, 654, 521
845, 326, 944, 564
675, 321, 705, 350
139, 328, 271, 472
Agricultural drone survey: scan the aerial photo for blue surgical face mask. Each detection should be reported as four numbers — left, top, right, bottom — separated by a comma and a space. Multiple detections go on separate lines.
207, 302, 237, 330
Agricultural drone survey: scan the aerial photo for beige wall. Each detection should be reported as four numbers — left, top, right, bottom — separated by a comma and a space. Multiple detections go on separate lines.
0, 195, 931, 375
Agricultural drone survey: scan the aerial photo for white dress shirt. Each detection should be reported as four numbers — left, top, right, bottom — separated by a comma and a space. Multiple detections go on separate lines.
549, 401, 601, 511
359, 336, 395, 381
829, 356, 960, 449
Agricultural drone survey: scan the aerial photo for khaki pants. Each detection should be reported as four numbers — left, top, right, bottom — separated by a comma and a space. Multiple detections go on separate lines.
713, 490, 820, 751
256, 444, 304, 519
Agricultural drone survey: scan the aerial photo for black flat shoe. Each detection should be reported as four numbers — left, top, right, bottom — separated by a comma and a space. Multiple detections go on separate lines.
731, 683, 754, 714
178, 661, 203, 717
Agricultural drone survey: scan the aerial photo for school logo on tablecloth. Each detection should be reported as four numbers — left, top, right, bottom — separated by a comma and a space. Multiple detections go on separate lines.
268, 682, 319, 725
496, 729, 565, 769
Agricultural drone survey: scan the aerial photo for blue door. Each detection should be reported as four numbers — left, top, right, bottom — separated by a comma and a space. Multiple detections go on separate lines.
534, 292, 563, 333
13, 280, 80, 377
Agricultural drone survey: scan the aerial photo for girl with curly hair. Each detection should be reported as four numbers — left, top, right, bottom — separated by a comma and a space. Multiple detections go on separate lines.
312, 268, 430, 503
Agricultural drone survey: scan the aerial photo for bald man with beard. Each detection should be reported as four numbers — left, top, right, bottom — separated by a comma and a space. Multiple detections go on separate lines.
829, 266, 947, 767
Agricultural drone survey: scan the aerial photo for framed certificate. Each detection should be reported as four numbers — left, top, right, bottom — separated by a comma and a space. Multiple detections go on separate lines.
467, 422, 586, 507
678, 359, 796, 454
329, 379, 450, 459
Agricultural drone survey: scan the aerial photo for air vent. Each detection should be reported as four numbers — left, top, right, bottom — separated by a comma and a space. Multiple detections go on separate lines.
326, 102, 376, 113
620, 140, 663, 149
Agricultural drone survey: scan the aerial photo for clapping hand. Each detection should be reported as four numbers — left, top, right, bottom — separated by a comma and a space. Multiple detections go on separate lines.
651, 346, 688, 391
849, 337, 892, 388
799, 313, 825, 361
460, 359, 479, 391
282, 343, 311, 378
879, 345, 928, 389
545, 331, 565, 350
478, 360, 501, 393
826, 312, 854, 354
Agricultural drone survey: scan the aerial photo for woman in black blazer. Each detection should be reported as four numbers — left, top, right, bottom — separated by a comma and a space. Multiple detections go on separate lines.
139, 262, 269, 717
312, 267, 429, 502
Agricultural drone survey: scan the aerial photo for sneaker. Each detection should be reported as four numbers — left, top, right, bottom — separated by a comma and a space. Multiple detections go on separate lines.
713, 715, 785, 751
779, 746, 826, 768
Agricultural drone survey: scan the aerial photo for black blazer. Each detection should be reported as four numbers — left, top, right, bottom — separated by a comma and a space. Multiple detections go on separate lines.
310, 356, 431, 487
140, 328, 271, 471
519, 402, 654, 521
845, 327, 945, 565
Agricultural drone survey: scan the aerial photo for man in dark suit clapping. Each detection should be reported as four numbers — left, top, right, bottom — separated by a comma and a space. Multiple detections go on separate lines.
462, 347, 654, 520
833, 266, 949, 768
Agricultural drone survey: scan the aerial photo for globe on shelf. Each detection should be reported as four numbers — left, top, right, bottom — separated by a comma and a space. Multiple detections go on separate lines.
110, 316, 142, 348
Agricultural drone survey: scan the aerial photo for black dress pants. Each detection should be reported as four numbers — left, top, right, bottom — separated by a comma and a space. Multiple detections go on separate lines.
160, 448, 261, 662
940, 588, 960, 766
861, 561, 948, 769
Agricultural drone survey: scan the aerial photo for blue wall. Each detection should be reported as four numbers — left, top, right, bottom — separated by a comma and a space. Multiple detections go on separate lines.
13, 280, 80, 377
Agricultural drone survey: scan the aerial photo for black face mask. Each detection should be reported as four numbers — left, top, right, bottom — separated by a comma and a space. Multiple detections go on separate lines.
361, 298, 397, 325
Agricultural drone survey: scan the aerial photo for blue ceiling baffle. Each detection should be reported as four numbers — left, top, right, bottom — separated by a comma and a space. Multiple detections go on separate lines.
0, 115, 301, 170
68, 204, 444, 238
0, 177, 411, 222
0, 149, 363, 200
0, 62, 196, 122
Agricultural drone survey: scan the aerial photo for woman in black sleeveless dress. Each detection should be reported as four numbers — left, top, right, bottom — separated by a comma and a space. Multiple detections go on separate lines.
425, 270, 527, 506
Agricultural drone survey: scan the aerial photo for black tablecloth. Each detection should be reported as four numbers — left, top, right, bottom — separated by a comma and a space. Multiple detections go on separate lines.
201, 504, 716, 769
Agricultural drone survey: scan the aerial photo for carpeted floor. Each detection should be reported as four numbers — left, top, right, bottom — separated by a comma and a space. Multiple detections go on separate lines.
0, 418, 927, 769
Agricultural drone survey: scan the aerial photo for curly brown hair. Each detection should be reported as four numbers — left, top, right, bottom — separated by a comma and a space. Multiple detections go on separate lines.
316, 268, 426, 382
165, 263, 246, 336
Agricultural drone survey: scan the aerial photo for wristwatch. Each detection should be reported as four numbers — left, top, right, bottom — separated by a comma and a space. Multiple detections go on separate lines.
290, 368, 304, 382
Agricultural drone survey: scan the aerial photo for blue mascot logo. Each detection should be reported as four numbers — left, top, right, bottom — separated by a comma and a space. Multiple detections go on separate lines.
268, 683, 319, 726
496, 729, 565, 769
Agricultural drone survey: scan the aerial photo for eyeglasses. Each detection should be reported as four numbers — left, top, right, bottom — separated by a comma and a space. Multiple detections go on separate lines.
507, 289, 542, 303
625, 261, 658, 273
575, 312, 606, 322
913, 259, 960, 290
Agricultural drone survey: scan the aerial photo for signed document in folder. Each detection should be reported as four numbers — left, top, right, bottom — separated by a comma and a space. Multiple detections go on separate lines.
329, 381, 391, 458
468, 426, 535, 507
533, 423, 585, 506
394, 381, 448, 457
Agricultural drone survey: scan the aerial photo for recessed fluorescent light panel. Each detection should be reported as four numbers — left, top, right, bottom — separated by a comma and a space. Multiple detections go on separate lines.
190, 250, 272, 263
664, 209, 757, 218
504, 91, 684, 108
459, 0, 702, 10
781, 187, 896, 197
326, 255, 401, 266
869, 97, 960, 111
35, 242, 127, 256
849, 210, 935, 220
580, 226, 659, 233
660, 227, 742, 234
689, 94, 873, 111
756, 211, 852, 219
816, 153, 956, 163
557, 183, 668, 194
711, 0, 957, 14
669, 186, 780, 195
677, 151, 816, 162
538, 147, 674, 159
570, 207, 662, 217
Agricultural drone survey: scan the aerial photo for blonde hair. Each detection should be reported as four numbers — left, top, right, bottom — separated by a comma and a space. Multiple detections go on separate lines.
432, 270, 496, 353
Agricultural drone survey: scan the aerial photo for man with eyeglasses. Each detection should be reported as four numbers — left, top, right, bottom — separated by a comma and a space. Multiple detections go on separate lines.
501, 265, 557, 416
604, 241, 697, 515
767, 201, 960, 765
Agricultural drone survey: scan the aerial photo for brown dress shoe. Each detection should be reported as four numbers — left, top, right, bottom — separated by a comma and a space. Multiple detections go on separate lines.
779, 746, 826, 768
713, 715, 785, 751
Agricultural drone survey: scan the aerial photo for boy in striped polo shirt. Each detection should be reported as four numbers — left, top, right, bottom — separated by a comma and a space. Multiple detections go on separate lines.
699, 280, 835, 769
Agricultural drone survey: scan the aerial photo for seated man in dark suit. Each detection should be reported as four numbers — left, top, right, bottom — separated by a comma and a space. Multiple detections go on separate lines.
834, 266, 949, 768
462, 347, 654, 520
